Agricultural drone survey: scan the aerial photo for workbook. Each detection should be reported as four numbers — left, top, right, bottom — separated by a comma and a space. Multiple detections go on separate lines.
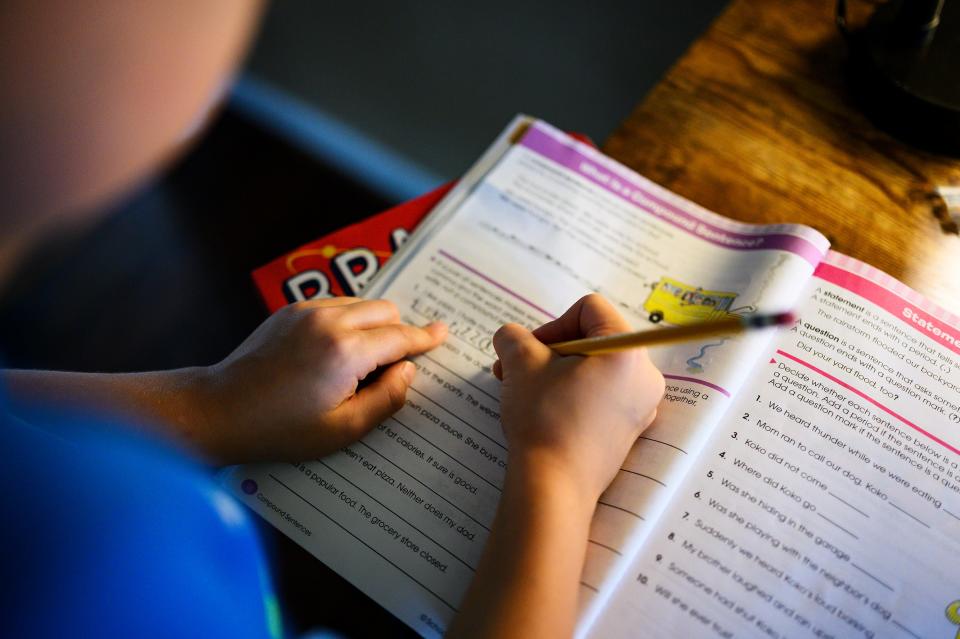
222, 117, 960, 638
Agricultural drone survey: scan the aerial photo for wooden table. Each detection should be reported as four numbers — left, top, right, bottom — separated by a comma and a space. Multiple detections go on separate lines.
604, 0, 960, 315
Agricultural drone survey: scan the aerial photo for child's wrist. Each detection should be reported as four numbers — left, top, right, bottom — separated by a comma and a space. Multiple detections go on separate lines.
507, 449, 601, 517
172, 365, 229, 462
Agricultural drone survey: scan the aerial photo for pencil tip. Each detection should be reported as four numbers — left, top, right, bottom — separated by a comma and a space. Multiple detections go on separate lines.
745, 312, 796, 328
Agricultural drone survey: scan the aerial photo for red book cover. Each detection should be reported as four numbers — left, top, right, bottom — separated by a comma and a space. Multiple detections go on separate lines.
252, 133, 595, 312
252, 183, 455, 312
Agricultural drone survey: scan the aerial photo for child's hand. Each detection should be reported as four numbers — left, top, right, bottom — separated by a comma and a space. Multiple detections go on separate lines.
198, 298, 447, 463
450, 295, 663, 639
492, 294, 664, 504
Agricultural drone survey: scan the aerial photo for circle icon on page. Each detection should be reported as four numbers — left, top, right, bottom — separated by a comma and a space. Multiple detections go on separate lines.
241, 479, 258, 495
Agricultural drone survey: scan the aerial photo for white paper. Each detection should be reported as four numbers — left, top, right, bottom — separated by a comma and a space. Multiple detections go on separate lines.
591, 252, 960, 639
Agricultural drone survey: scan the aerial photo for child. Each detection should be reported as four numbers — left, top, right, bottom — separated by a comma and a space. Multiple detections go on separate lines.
0, 3, 664, 637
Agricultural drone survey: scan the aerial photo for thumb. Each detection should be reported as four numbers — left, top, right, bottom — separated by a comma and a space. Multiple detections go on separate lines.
334, 360, 416, 434
492, 323, 552, 378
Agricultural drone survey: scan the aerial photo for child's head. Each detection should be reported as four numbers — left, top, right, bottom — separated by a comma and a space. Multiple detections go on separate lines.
0, 0, 264, 277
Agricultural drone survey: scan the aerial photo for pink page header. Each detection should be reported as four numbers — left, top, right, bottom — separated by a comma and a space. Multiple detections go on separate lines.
815, 260, 960, 357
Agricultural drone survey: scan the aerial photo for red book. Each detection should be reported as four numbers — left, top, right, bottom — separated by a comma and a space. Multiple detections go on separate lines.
252, 183, 453, 312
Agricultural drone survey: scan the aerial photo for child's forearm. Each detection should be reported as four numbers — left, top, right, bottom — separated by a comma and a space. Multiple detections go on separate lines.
448, 452, 597, 639
3, 368, 217, 452
2, 300, 448, 465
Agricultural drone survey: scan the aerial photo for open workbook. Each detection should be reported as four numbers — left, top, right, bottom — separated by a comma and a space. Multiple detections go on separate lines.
223, 117, 960, 638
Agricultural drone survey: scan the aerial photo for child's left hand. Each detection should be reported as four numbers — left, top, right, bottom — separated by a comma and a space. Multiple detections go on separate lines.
195, 297, 447, 463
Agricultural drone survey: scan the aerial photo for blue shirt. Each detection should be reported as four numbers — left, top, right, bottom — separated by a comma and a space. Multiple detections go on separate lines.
0, 393, 282, 638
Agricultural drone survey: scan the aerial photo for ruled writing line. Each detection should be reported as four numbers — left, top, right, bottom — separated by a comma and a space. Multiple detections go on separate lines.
850, 562, 894, 592
389, 415, 502, 492
816, 512, 859, 539
619, 468, 667, 487
827, 491, 870, 518
267, 473, 458, 612
597, 500, 646, 520
889, 502, 930, 529
891, 619, 922, 639
406, 385, 505, 452
355, 440, 491, 532
588, 539, 623, 556
638, 435, 688, 455
317, 459, 475, 571
421, 352, 501, 405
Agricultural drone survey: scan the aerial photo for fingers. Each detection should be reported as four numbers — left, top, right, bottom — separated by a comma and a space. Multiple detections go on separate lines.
337, 299, 402, 329
578, 294, 633, 337
532, 294, 632, 343
302, 298, 401, 329
298, 296, 363, 309
492, 323, 553, 377
357, 322, 448, 369
334, 360, 416, 433
293, 298, 404, 329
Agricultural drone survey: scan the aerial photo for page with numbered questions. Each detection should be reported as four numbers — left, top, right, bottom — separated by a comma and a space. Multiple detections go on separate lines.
589, 251, 960, 639
222, 117, 829, 637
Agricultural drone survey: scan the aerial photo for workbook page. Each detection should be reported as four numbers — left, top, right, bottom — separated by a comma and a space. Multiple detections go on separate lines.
223, 119, 829, 636
591, 252, 960, 639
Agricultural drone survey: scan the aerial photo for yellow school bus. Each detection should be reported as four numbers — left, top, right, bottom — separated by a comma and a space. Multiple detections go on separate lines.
643, 277, 747, 325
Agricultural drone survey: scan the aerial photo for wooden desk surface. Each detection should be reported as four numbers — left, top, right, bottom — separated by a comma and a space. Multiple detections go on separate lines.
604, 0, 960, 315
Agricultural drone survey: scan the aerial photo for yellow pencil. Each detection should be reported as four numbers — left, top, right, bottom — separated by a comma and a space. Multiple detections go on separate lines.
549, 312, 796, 356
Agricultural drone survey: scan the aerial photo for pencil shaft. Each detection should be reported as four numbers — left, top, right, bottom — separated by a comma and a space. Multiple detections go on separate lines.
550, 318, 744, 355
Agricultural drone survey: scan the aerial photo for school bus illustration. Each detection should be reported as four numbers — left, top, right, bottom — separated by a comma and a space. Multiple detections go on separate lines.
946, 599, 960, 637
644, 277, 753, 325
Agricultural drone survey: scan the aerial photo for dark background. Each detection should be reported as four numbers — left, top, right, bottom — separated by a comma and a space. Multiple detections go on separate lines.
0, 2, 726, 635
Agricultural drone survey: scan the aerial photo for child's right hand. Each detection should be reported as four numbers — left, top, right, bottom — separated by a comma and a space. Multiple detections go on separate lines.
492, 294, 665, 505
449, 294, 664, 639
